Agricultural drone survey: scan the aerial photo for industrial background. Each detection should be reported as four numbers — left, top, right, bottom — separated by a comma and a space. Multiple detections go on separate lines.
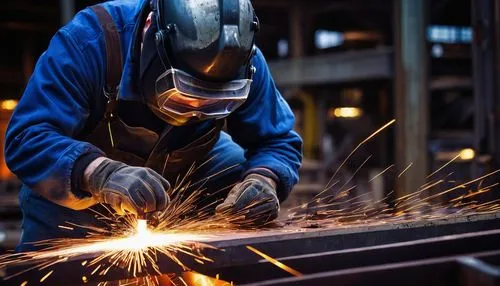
2, 0, 500, 285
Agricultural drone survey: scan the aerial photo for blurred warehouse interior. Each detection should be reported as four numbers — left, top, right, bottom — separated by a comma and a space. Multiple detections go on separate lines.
1, 0, 500, 250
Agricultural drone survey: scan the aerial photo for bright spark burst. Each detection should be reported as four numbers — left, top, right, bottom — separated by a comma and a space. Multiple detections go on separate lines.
0, 159, 266, 285
34, 232, 213, 260
0, 226, 218, 282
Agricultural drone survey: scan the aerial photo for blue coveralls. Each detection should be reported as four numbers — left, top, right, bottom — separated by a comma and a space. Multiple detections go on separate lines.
4, 0, 303, 251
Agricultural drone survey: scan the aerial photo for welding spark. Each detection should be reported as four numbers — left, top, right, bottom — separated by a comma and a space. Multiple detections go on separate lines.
246, 246, 302, 277
287, 119, 500, 230
0, 159, 270, 285
33, 232, 213, 260
0, 226, 218, 284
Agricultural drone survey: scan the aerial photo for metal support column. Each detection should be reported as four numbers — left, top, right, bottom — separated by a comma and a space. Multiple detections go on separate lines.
289, 1, 305, 59
288, 0, 320, 161
472, 0, 495, 176
394, 0, 429, 198
59, 0, 75, 25
494, 1, 500, 171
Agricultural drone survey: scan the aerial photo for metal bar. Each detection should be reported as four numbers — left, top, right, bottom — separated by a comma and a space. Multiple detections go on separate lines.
458, 257, 500, 286
2, 214, 500, 285
204, 213, 500, 268
241, 250, 500, 286
394, 0, 429, 198
203, 229, 500, 284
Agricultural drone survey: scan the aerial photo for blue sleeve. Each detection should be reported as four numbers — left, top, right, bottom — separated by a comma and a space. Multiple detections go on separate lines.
4, 10, 105, 203
226, 48, 303, 201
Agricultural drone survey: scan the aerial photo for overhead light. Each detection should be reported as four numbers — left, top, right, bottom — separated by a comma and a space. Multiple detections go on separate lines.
1, 100, 18, 111
329, 107, 363, 119
315, 30, 344, 49
435, 148, 476, 162
277, 39, 289, 58
459, 148, 475, 161
431, 44, 444, 58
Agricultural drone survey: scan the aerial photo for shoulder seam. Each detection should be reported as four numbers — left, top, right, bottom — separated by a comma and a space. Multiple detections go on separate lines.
61, 8, 104, 52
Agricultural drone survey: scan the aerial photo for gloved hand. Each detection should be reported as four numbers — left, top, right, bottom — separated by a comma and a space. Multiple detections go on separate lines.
86, 158, 170, 215
215, 173, 279, 225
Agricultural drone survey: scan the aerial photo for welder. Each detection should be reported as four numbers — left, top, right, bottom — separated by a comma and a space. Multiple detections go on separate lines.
5, 0, 302, 251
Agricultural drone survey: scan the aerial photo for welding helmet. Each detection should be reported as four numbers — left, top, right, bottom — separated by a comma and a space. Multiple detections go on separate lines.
142, 0, 260, 126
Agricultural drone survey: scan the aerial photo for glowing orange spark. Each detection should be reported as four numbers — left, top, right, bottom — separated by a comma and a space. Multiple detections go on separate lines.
398, 162, 413, 178
182, 271, 232, 286
39, 270, 53, 283
246, 246, 303, 277
369, 164, 394, 182
427, 153, 461, 179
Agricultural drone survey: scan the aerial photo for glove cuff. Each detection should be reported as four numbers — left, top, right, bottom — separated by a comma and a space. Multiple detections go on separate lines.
86, 158, 124, 197
244, 167, 279, 186
71, 152, 103, 199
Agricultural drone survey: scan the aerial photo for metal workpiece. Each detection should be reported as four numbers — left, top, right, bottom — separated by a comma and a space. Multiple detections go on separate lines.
2, 213, 500, 285
241, 250, 500, 286
200, 213, 500, 267
213, 228, 500, 284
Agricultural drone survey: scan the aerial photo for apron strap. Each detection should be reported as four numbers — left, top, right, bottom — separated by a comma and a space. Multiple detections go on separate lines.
90, 5, 123, 119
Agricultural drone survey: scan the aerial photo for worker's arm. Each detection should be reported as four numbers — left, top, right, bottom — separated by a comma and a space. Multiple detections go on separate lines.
4, 10, 107, 209
5, 9, 169, 216
226, 48, 303, 202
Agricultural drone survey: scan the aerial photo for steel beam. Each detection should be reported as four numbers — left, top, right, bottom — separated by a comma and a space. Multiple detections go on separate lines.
268, 48, 393, 87
393, 0, 429, 198
241, 250, 500, 286
205, 228, 500, 284
2, 214, 500, 285
97, 230, 500, 286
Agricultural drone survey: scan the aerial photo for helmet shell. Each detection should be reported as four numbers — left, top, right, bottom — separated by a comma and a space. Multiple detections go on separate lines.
157, 0, 256, 82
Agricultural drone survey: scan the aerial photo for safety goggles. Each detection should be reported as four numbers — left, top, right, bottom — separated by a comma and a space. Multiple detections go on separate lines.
153, 68, 252, 120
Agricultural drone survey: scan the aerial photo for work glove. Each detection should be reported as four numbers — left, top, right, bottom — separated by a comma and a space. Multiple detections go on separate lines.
86, 158, 170, 216
215, 172, 280, 226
